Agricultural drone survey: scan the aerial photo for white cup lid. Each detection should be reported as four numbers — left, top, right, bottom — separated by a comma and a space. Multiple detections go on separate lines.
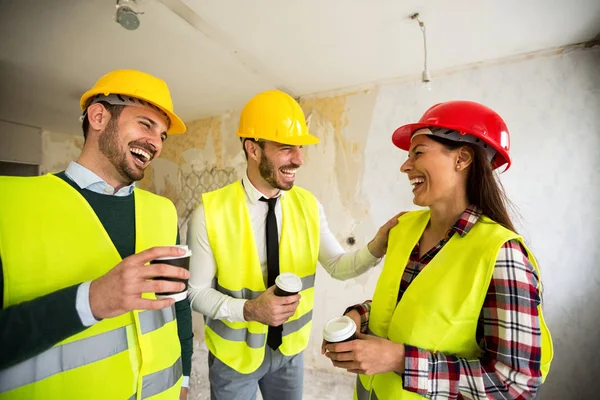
323, 316, 357, 342
153, 244, 192, 260
275, 272, 302, 293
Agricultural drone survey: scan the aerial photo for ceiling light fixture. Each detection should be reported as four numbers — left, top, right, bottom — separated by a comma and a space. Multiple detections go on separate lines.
410, 13, 432, 91
115, 0, 144, 31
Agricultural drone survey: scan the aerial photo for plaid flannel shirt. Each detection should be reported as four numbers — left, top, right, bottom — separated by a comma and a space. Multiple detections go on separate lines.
348, 206, 543, 399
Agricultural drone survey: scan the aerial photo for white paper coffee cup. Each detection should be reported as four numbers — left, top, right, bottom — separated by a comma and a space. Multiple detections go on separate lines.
274, 272, 303, 296
323, 316, 357, 343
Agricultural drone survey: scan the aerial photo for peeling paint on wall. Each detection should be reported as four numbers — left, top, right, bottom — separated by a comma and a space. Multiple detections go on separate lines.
40, 130, 83, 174
299, 89, 380, 246
159, 116, 222, 167
139, 114, 247, 241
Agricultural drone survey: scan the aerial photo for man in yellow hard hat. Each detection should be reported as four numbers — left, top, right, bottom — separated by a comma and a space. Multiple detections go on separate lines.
186, 90, 399, 400
0, 69, 193, 400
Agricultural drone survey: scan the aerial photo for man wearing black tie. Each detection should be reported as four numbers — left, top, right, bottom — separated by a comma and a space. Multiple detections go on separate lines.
187, 90, 398, 400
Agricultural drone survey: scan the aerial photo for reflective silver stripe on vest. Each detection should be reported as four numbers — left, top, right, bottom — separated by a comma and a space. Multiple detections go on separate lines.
282, 310, 313, 337
300, 274, 315, 291
212, 273, 316, 300
356, 376, 370, 400
0, 326, 128, 393
213, 278, 263, 300
139, 305, 175, 334
141, 357, 182, 399
206, 317, 266, 348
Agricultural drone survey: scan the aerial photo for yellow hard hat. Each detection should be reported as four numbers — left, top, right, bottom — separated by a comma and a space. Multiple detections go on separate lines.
80, 69, 186, 134
236, 90, 319, 146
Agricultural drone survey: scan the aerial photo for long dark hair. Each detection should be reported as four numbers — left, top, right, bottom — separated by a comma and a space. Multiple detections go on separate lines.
429, 135, 517, 232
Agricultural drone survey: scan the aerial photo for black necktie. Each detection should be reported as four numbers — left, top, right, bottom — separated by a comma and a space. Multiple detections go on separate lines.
259, 196, 282, 349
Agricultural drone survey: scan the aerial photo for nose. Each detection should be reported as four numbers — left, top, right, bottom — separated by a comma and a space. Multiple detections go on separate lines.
400, 157, 412, 174
291, 147, 304, 166
146, 135, 163, 158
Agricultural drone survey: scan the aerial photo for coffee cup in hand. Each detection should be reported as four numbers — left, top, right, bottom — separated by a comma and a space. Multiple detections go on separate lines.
149, 245, 192, 302
273, 272, 303, 297
323, 316, 358, 344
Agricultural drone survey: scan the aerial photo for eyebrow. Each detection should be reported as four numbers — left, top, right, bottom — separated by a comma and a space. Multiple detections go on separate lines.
275, 143, 296, 149
410, 144, 426, 154
137, 116, 157, 127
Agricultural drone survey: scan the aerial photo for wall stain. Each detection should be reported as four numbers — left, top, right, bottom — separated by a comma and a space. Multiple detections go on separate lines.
298, 90, 375, 229
41, 131, 83, 174
160, 116, 222, 167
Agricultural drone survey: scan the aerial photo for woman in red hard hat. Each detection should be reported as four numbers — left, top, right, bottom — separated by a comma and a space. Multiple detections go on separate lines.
324, 101, 554, 399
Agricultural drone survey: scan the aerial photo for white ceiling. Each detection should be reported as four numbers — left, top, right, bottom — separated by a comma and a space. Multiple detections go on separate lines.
1, 0, 599, 134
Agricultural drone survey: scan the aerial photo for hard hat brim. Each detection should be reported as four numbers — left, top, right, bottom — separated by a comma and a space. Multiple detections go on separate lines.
392, 123, 429, 151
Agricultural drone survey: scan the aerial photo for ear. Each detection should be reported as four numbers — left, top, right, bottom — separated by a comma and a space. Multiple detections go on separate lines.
456, 146, 474, 170
86, 103, 112, 133
245, 139, 261, 162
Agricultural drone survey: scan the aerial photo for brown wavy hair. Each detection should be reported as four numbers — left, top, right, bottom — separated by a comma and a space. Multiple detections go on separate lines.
429, 135, 517, 232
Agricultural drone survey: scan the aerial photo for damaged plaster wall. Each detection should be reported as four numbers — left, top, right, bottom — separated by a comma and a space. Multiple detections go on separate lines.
40, 130, 83, 174
138, 46, 599, 399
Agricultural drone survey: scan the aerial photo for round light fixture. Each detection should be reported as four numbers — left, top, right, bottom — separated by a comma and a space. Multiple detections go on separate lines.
114, 1, 144, 31
116, 6, 140, 30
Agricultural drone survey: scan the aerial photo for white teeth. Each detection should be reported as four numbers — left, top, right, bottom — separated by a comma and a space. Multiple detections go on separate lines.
281, 169, 297, 175
410, 177, 425, 186
130, 147, 150, 161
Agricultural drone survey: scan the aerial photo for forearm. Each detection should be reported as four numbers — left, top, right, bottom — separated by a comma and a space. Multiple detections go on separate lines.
188, 286, 247, 322
403, 345, 541, 399
0, 284, 86, 369
317, 201, 381, 281
320, 246, 380, 281
187, 205, 247, 322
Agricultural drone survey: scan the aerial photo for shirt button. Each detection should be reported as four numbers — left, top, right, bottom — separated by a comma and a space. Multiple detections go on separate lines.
104, 187, 112, 194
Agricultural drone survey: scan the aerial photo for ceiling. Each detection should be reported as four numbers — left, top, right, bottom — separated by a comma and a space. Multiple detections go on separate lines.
1, 0, 599, 134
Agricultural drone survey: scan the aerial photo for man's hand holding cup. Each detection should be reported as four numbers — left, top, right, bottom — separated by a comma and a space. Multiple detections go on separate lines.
89, 245, 191, 320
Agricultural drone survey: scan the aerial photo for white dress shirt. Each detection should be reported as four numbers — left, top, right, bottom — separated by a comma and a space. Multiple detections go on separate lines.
187, 173, 381, 322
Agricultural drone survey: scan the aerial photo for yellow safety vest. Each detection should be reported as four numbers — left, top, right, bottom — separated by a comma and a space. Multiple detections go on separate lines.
0, 174, 183, 400
202, 181, 319, 374
355, 210, 553, 399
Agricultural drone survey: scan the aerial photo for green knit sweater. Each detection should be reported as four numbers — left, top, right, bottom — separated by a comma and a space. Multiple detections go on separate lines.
0, 172, 193, 377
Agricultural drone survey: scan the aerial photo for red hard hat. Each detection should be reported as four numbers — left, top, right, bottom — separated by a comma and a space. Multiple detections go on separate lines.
392, 100, 511, 171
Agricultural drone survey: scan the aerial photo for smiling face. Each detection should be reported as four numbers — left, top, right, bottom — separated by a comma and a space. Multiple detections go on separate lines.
245, 139, 304, 192
258, 141, 304, 191
97, 105, 168, 183
400, 134, 467, 207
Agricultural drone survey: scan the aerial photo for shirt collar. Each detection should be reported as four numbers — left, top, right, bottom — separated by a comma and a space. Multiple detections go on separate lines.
241, 172, 284, 204
448, 205, 482, 238
64, 161, 135, 196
